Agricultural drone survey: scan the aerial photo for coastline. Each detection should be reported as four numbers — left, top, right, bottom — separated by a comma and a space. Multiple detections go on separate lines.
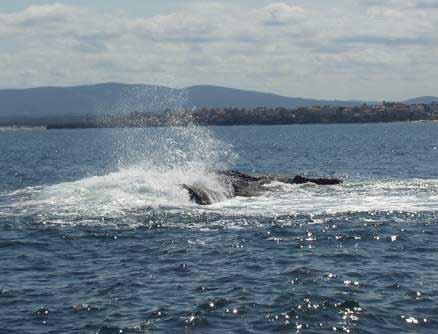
45, 118, 438, 130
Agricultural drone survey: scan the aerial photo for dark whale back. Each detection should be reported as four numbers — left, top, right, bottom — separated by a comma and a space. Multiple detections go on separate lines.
182, 184, 228, 205
182, 170, 342, 205
291, 175, 342, 185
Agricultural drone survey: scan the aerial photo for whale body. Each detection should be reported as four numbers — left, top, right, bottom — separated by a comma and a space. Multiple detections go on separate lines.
182, 170, 342, 205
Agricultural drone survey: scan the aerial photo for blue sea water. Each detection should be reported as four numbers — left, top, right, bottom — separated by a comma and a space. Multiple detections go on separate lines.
1, 123, 438, 333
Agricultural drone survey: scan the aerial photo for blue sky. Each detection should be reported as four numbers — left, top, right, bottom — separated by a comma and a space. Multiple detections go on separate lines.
0, 1, 437, 100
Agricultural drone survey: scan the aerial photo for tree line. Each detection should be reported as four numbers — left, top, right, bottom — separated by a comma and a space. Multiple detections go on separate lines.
46, 103, 438, 129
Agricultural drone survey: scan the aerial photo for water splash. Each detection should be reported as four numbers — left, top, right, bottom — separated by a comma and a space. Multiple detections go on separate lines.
99, 86, 237, 210
7, 86, 236, 219
98, 85, 236, 170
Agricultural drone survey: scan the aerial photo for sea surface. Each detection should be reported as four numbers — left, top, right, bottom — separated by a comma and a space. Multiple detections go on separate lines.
1, 123, 438, 333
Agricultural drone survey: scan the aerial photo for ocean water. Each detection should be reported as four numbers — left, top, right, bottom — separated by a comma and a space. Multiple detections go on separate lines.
1, 123, 438, 333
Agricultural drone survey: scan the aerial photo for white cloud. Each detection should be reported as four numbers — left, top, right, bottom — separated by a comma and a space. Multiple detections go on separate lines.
257, 3, 307, 25
0, 1, 437, 100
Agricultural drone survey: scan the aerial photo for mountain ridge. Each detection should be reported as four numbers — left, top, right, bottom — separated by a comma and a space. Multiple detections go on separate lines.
0, 83, 435, 125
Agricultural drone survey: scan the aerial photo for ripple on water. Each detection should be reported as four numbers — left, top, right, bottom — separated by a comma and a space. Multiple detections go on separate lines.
1, 201, 437, 333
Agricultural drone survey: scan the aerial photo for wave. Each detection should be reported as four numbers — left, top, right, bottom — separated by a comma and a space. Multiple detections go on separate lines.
1, 166, 437, 223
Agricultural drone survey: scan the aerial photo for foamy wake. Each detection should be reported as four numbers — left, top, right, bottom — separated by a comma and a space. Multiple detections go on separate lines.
1, 166, 437, 223
206, 179, 438, 215
0, 165, 228, 218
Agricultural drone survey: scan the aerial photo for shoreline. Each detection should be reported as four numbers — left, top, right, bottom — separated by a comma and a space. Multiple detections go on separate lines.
45, 119, 438, 130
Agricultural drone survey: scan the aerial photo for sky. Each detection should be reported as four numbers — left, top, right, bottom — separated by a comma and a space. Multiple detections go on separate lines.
0, 0, 437, 100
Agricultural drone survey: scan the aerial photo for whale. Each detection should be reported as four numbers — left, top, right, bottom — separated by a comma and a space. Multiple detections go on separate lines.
182, 170, 342, 205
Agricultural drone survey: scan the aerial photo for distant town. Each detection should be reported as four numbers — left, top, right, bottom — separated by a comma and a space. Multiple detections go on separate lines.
45, 101, 438, 129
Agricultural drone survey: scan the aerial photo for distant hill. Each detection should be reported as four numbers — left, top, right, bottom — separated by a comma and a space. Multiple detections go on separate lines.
187, 85, 364, 109
0, 82, 430, 125
403, 96, 438, 105
0, 83, 182, 125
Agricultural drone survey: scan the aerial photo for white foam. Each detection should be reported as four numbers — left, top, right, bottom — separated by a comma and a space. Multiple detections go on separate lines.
201, 178, 438, 216
2, 172, 437, 222
1, 165, 229, 218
